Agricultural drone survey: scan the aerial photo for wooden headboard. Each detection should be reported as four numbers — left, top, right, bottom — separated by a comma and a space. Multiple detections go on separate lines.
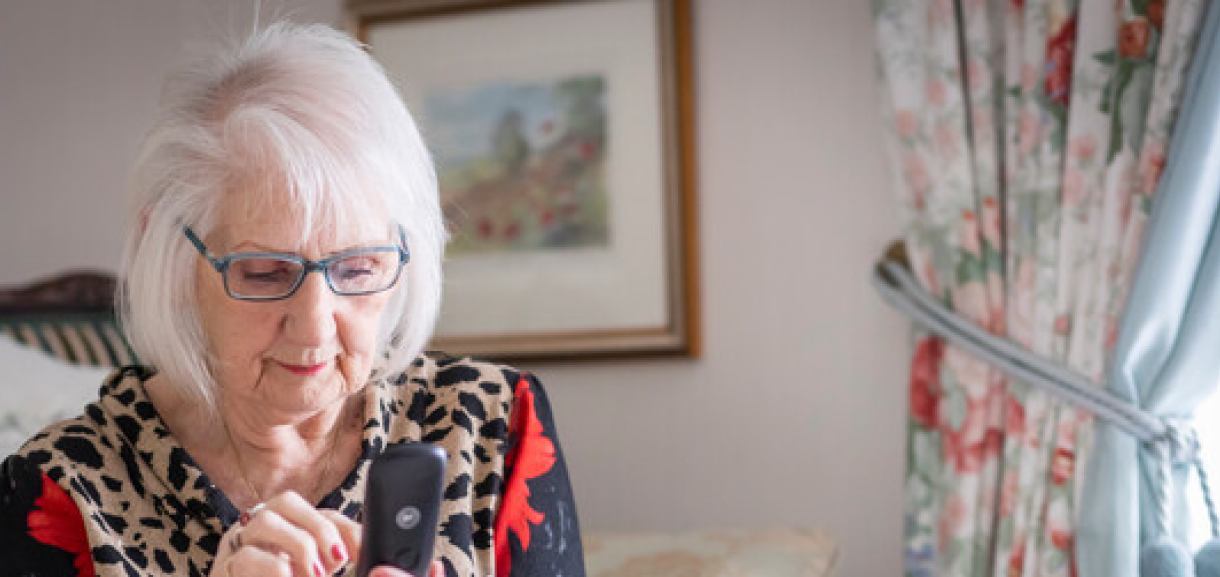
0, 271, 133, 367
0, 271, 118, 314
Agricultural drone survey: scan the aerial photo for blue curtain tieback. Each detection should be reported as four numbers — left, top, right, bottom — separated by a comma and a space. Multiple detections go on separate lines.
873, 245, 1220, 577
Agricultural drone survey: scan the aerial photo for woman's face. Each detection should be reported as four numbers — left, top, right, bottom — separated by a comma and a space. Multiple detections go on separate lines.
195, 189, 395, 417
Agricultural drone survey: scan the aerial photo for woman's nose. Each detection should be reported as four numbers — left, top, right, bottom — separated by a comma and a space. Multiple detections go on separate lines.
283, 270, 338, 345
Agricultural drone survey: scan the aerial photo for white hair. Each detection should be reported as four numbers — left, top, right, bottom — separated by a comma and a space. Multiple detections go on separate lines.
118, 22, 445, 412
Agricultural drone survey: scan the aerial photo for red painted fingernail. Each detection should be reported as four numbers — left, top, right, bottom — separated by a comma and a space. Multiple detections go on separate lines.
332, 543, 348, 563
314, 560, 325, 577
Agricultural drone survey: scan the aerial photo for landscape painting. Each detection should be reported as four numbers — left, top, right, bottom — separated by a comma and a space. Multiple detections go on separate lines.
354, 0, 698, 360
424, 74, 610, 256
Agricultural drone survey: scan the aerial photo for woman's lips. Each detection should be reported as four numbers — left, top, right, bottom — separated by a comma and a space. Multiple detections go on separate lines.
276, 361, 328, 376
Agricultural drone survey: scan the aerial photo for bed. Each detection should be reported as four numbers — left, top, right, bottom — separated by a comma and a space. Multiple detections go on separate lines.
0, 271, 132, 455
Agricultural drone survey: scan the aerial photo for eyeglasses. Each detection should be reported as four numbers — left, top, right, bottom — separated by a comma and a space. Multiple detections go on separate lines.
183, 226, 410, 301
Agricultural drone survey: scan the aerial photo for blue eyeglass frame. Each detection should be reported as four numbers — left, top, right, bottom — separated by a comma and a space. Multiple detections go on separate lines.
183, 225, 410, 301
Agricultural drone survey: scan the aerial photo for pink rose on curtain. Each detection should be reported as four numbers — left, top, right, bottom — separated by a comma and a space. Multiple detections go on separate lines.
896, 108, 918, 140
930, 0, 955, 28
960, 210, 982, 256
1008, 533, 1026, 574
1148, 0, 1165, 30
1051, 447, 1076, 485
935, 121, 962, 162
1021, 63, 1038, 93
940, 349, 995, 475
942, 404, 989, 475
988, 298, 1006, 336
955, 281, 990, 327
1062, 167, 1086, 208
924, 259, 942, 300
927, 77, 947, 107
1104, 315, 1121, 351
1119, 18, 1151, 59
1045, 15, 1078, 108
1000, 471, 1020, 518
967, 57, 986, 94
1007, 0, 1024, 21
1006, 393, 1026, 437
908, 243, 942, 300
981, 197, 1002, 249
1047, 499, 1075, 554
1010, 257, 1038, 344
904, 153, 931, 210
1058, 408, 1081, 443
972, 106, 995, 144
1069, 135, 1097, 162
940, 391, 993, 474
1050, 414, 1079, 485
1019, 109, 1042, 157
939, 494, 967, 551
910, 337, 944, 429
1141, 140, 1167, 196
1120, 186, 1133, 229
1054, 314, 1072, 336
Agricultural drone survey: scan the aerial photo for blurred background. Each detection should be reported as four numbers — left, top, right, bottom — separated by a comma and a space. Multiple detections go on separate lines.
0, 1, 907, 575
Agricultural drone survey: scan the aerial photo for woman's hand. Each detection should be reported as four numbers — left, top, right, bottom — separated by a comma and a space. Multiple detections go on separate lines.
212, 491, 359, 577
210, 491, 443, 577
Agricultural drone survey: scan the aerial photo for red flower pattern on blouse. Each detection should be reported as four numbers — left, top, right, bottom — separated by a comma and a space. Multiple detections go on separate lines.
494, 377, 557, 577
28, 473, 94, 576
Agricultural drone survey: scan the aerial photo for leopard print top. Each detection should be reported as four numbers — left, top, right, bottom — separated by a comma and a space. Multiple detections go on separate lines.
0, 355, 584, 577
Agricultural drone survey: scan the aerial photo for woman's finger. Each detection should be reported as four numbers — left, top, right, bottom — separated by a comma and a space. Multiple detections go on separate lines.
239, 508, 326, 577
221, 544, 292, 577
318, 509, 361, 569
259, 491, 352, 573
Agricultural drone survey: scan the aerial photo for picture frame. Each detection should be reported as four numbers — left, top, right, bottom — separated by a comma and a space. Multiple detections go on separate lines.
348, 0, 698, 361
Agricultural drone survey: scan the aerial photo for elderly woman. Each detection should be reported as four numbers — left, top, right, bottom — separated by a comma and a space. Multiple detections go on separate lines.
0, 23, 583, 577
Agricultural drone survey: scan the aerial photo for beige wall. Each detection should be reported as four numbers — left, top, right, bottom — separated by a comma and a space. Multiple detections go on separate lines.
0, 1, 908, 575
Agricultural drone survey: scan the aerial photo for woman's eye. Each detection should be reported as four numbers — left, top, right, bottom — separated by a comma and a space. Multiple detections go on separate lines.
341, 269, 372, 279
332, 255, 387, 286
236, 260, 295, 284
336, 263, 374, 280
243, 270, 291, 282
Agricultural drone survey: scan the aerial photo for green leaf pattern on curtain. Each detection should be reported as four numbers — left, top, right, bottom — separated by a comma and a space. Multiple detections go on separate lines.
873, 0, 1206, 575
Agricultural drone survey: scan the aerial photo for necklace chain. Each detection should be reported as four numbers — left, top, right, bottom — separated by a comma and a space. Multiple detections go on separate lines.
221, 407, 346, 507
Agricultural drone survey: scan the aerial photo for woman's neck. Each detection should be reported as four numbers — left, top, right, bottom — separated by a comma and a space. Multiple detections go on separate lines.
144, 374, 364, 507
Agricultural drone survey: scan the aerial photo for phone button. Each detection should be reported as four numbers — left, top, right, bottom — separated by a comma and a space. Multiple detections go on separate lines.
396, 506, 421, 530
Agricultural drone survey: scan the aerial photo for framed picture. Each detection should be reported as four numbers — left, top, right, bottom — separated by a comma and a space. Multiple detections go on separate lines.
348, 0, 698, 360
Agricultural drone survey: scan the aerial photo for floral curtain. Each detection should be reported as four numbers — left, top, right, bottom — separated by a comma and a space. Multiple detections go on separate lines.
872, 0, 1207, 575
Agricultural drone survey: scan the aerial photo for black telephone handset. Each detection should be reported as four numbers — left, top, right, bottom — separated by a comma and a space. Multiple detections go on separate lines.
356, 443, 448, 577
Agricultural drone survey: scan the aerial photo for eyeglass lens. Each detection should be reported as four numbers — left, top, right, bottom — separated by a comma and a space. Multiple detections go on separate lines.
226, 250, 401, 298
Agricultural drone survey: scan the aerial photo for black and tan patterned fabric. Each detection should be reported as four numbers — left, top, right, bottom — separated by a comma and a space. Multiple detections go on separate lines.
0, 315, 135, 368
0, 355, 584, 577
